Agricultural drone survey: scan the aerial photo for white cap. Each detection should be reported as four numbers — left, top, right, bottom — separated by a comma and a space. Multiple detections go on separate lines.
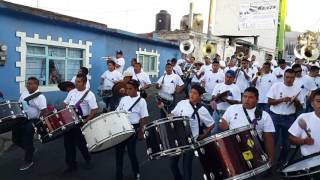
123, 71, 133, 77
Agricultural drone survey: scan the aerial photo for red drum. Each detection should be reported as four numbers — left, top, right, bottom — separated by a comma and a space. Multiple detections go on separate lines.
196, 125, 270, 180
0, 101, 27, 134
34, 106, 82, 143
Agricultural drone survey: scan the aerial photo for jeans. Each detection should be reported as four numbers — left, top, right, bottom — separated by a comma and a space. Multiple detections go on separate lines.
116, 124, 140, 180
212, 110, 224, 134
12, 120, 35, 163
64, 125, 91, 168
170, 151, 194, 180
270, 111, 296, 165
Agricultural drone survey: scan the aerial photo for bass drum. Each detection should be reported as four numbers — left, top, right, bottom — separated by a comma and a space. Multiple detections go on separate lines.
81, 111, 134, 153
0, 101, 27, 134
196, 125, 270, 180
144, 116, 194, 160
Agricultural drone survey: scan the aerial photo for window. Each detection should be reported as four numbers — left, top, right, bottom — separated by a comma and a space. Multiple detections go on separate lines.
26, 45, 83, 86
136, 48, 160, 77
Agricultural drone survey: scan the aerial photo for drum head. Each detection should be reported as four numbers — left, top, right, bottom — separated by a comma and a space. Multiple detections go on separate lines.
282, 152, 320, 177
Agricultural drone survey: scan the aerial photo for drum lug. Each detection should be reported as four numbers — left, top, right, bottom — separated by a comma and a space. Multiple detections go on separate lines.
226, 168, 231, 176
246, 160, 253, 169
86, 144, 89, 148
261, 154, 268, 162
175, 140, 179, 147
170, 122, 174, 129
183, 120, 187, 127
59, 121, 63, 126
75, 120, 79, 125
203, 174, 207, 180
250, 130, 256, 137
55, 114, 59, 118
48, 133, 53, 137
11, 115, 16, 119
194, 151, 199, 157
82, 132, 85, 136
68, 108, 72, 112
210, 172, 215, 180
40, 116, 44, 121
34, 127, 37, 133
236, 135, 241, 143
155, 126, 159, 132
144, 131, 149, 138
10, 111, 14, 115
46, 128, 50, 133
200, 148, 205, 155
53, 109, 58, 114
147, 148, 152, 155
37, 134, 41, 140
0, 120, 2, 123
61, 126, 66, 131
8, 103, 11, 108
159, 144, 163, 151
188, 137, 192, 144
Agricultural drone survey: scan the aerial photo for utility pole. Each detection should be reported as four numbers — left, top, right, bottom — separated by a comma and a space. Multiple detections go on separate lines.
207, 0, 214, 39
275, 0, 287, 59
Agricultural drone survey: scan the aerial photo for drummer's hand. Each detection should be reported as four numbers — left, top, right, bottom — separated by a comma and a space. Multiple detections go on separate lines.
138, 129, 144, 141
219, 119, 229, 131
303, 137, 314, 145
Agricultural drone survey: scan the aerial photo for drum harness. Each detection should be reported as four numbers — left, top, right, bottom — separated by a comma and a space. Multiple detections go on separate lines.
189, 101, 204, 135
242, 106, 265, 149
75, 90, 90, 118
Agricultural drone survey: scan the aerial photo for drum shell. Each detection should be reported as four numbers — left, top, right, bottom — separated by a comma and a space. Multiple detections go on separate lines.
35, 107, 81, 143
197, 125, 269, 179
0, 101, 27, 134
81, 111, 134, 153
144, 116, 194, 160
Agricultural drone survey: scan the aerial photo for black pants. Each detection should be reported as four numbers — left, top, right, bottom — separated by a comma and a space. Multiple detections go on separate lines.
63, 125, 91, 168
170, 151, 194, 180
115, 124, 140, 180
12, 120, 35, 163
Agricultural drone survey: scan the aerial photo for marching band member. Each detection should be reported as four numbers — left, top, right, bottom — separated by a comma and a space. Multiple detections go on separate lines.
235, 58, 255, 94
115, 50, 125, 73
273, 59, 289, 82
169, 84, 214, 180
171, 58, 183, 76
199, 55, 212, 74
292, 64, 317, 113
71, 67, 90, 89
125, 58, 138, 75
292, 58, 309, 76
267, 69, 304, 166
251, 62, 277, 112
156, 63, 184, 118
132, 62, 151, 91
201, 60, 224, 94
223, 56, 237, 73
100, 60, 123, 111
250, 55, 260, 73
177, 53, 189, 67
115, 79, 148, 180
63, 74, 98, 173
289, 89, 320, 157
219, 87, 275, 165
190, 60, 204, 87
309, 65, 320, 89
211, 70, 241, 133
13, 77, 47, 170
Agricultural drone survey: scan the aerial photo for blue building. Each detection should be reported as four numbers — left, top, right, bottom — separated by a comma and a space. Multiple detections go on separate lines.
0, 1, 179, 104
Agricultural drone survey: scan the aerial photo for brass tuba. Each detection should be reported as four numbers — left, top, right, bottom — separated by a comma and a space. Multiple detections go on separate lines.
202, 43, 216, 57
179, 40, 195, 54
294, 31, 319, 61
236, 52, 245, 60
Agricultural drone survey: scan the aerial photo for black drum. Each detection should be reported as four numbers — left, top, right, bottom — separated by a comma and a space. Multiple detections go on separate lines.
144, 116, 194, 160
0, 101, 28, 134
281, 152, 320, 180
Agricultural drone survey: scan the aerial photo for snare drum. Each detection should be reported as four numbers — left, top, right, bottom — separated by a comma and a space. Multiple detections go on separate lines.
144, 116, 194, 160
158, 91, 174, 106
81, 111, 134, 153
0, 101, 27, 134
281, 152, 320, 180
34, 106, 82, 143
196, 125, 270, 180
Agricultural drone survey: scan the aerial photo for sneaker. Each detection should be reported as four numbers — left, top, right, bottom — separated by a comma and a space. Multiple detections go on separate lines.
19, 161, 34, 171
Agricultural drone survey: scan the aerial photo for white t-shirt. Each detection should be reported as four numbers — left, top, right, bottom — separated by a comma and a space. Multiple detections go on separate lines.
100, 70, 123, 90
177, 58, 186, 66
253, 73, 277, 103
125, 66, 134, 74
314, 76, 320, 88
171, 100, 214, 137
301, 65, 309, 77
71, 75, 90, 89
202, 70, 224, 94
191, 69, 203, 83
200, 64, 212, 74
212, 83, 241, 111
223, 104, 275, 140
19, 89, 47, 119
64, 89, 98, 117
116, 96, 148, 124
157, 73, 184, 94
132, 72, 151, 89
289, 112, 320, 156
294, 75, 318, 108
273, 66, 289, 82
115, 57, 125, 73
173, 64, 183, 76
267, 82, 304, 115
235, 68, 255, 93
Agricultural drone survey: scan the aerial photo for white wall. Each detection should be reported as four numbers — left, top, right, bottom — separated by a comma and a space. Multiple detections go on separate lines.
212, 0, 279, 52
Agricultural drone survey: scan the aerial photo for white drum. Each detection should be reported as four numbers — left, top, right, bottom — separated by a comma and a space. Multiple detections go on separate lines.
81, 111, 135, 153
